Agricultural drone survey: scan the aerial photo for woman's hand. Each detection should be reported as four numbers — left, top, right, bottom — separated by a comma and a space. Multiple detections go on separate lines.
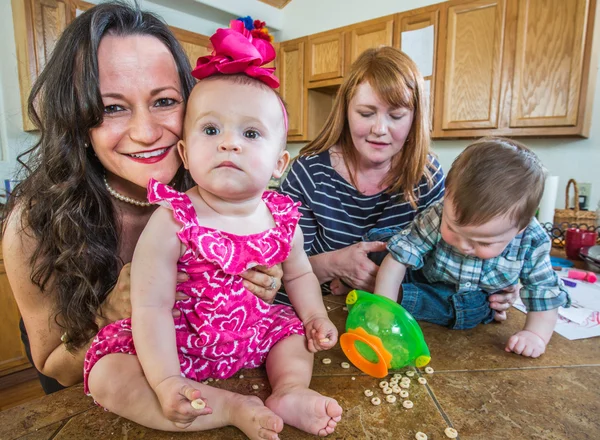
98, 263, 190, 326
240, 264, 283, 304
332, 241, 387, 293
489, 284, 521, 322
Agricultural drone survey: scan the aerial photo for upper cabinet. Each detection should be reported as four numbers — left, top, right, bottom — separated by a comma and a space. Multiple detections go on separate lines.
509, 0, 589, 129
346, 16, 394, 66
395, 6, 441, 124
435, 0, 506, 132
433, 0, 598, 138
278, 38, 308, 140
12, 0, 70, 131
307, 31, 345, 83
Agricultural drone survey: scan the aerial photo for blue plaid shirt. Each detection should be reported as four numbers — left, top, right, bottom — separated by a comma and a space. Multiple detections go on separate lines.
365, 202, 570, 312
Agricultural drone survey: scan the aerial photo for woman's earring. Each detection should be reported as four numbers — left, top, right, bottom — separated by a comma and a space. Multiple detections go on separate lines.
84, 142, 89, 148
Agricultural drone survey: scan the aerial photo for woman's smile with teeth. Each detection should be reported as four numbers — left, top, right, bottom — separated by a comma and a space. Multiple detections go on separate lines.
129, 147, 169, 158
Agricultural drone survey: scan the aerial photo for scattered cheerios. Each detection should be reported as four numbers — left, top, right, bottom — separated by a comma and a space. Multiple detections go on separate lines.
379, 380, 389, 388
444, 427, 458, 438
400, 382, 410, 389
371, 397, 381, 405
418, 377, 427, 385
400, 390, 409, 398
402, 400, 414, 409
393, 373, 403, 379
238, 374, 244, 379
383, 387, 393, 395
425, 366, 434, 374
322, 358, 332, 364
208, 378, 214, 382
343, 306, 348, 311
191, 399, 205, 410
341, 362, 350, 369
406, 370, 415, 377
385, 395, 397, 403
326, 306, 332, 310
364, 389, 374, 397
392, 385, 402, 394
415, 432, 428, 440
352, 376, 356, 380
252, 384, 259, 390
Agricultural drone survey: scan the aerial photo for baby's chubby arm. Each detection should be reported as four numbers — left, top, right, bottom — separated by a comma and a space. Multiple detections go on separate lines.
505, 308, 558, 358
283, 225, 338, 352
374, 254, 408, 302
131, 207, 210, 424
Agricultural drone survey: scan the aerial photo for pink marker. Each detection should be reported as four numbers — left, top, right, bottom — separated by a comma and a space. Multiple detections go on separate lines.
567, 269, 598, 283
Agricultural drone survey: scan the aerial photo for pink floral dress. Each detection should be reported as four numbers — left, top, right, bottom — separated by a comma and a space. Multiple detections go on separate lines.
83, 180, 305, 394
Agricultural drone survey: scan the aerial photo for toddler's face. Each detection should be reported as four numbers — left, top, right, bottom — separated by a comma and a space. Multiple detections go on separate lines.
440, 198, 523, 259
178, 78, 289, 200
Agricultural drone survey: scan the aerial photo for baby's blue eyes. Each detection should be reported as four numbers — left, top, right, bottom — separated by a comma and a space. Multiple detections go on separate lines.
244, 129, 260, 139
202, 127, 261, 139
203, 126, 219, 136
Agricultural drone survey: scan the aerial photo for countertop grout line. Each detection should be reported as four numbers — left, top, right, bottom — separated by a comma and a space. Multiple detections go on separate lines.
418, 364, 600, 374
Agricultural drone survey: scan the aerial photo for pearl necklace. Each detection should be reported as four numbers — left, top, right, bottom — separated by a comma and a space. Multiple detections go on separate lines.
103, 175, 152, 207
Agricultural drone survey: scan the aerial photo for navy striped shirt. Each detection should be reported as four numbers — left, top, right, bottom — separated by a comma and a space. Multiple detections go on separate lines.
277, 149, 445, 301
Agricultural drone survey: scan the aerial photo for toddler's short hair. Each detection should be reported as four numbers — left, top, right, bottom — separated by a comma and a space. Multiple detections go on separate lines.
445, 137, 545, 230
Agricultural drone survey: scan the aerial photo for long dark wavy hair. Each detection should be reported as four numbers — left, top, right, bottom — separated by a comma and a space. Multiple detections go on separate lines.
2, 1, 195, 350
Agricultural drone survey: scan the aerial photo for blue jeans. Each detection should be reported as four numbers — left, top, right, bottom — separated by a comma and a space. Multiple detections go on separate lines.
401, 270, 495, 330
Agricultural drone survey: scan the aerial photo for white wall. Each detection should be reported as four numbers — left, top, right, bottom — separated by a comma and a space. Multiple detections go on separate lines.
281, 0, 600, 213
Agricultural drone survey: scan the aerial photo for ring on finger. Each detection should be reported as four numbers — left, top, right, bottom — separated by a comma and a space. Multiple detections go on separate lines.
268, 276, 277, 291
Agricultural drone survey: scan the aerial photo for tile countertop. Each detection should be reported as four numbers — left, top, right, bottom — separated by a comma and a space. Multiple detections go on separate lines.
1, 252, 599, 440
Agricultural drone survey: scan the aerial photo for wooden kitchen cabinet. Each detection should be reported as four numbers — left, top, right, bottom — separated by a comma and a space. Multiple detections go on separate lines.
433, 0, 599, 138
434, 0, 507, 134
12, 0, 70, 132
395, 5, 441, 123
346, 16, 394, 66
307, 30, 345, 83
508, 0, 590, 129
278, 38, 308, 140
0, 243, 30, 377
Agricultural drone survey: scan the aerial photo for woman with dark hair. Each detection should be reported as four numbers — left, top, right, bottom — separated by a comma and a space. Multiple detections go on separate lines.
2, 1, 282, 394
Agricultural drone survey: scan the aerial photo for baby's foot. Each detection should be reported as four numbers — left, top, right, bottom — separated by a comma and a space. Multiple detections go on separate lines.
229, 395, 283, 440
494, 310, 507, 322
266, 386, 343, 436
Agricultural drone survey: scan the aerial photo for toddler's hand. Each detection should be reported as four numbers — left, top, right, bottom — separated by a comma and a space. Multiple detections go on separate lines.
330, 278, 352, 296
304, 315, 338, 352
505, 330, 546, 358
154, 375, 212, 428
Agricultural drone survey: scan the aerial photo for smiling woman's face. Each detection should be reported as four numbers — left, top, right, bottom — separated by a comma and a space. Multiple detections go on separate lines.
347, 81, 414, 168
90, 34, 185, 200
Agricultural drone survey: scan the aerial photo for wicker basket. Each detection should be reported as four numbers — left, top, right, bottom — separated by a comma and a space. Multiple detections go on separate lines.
553, 178, 597, 225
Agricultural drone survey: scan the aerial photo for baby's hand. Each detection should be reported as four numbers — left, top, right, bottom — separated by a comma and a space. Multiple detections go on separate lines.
505, 330, 546, 358
304, 315, 338, 352
154, 375, 212, 428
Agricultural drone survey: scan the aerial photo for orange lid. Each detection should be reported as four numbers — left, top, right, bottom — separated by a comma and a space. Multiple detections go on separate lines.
340, 327, 393, 378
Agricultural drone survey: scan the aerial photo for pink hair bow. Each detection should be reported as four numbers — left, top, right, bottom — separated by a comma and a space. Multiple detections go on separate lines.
192, 20, 279, 88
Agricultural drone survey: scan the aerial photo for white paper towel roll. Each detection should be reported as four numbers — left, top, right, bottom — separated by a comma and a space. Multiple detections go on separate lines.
538, 176, 559, 225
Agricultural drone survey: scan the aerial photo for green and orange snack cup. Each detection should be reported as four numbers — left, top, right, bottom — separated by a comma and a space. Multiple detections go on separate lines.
340, 290, 431, 378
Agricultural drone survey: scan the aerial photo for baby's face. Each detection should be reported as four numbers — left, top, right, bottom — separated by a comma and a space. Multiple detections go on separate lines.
440, 197, 523, 259
179, 78, 288, 200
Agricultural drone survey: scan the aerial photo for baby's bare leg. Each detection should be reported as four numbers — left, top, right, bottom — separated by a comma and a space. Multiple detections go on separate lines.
265, 335, 343, 436
88, 353, 282, 439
